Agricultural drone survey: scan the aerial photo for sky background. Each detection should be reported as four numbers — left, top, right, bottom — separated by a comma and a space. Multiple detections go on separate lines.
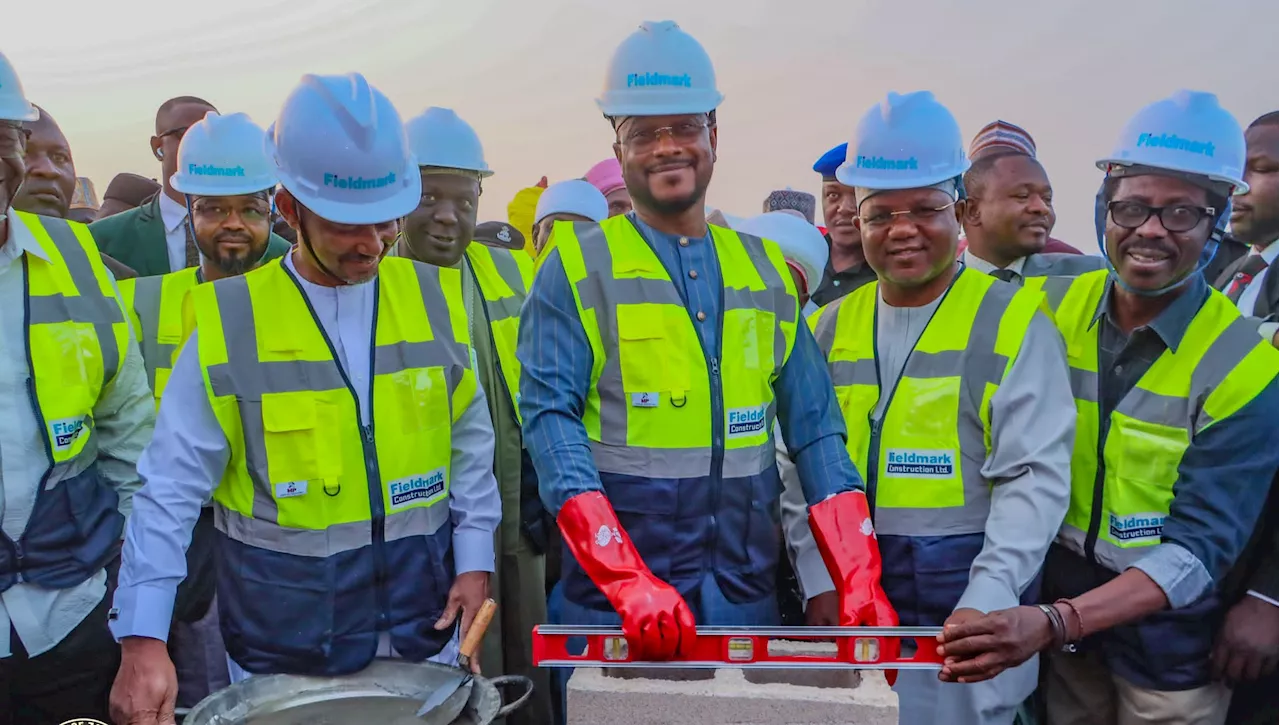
5, 0, 1278, 248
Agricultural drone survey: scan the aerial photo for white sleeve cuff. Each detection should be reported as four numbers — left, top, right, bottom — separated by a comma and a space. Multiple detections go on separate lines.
794, 545, 836, 600
108, 582, 177, 643
1129, 542, 1212, 609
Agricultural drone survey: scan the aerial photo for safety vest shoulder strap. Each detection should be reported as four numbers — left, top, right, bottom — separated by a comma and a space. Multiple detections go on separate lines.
1187, 291, 1279, 431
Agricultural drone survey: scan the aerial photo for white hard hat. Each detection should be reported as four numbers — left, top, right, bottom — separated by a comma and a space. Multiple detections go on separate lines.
265, 73, 421, 225
0, 51, 38, 122
734, 211, 829, 293
835, 91, 970, 191
170, 112, 278, 197
597, 20, 723, 117
1096, 90, 1248, 195
535, 179, 609, 224
405, 107, 493, 178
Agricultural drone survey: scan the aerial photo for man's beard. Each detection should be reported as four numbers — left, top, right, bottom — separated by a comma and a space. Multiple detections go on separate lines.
202, 235, 263, 276
628, 173, 709, 216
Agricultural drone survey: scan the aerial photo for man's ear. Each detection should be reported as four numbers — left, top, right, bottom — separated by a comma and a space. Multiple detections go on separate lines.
709, 125, 718, 163
612, 143, 622, 164
959, 198, 978, 226
275, 188, 299, 227
150, 136, 163, 161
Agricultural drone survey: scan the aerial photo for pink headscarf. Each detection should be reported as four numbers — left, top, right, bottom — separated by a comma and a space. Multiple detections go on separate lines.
585, 158, 626, 197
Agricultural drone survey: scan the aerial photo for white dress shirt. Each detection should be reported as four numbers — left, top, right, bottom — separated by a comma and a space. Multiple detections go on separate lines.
111, 252, 501, 658
0, 210, 153, 657
1236, 240, 1279, 316
158, 191, 198, 273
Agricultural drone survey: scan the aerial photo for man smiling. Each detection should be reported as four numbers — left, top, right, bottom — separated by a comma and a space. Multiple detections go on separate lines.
938, 91, 1279, 725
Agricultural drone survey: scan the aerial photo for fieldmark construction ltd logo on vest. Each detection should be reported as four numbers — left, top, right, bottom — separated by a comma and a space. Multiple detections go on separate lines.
323, 171, 397, 190
188, 163, 246, 177
727, 405, 767, 439
1109, 512, 1164, 543
626, 71, 693, 88
388, 469, 446, 511
50, 417, 85, 452
1136, 133, 1215, 158
884, 449, 955, 478
856, 156, 919, 171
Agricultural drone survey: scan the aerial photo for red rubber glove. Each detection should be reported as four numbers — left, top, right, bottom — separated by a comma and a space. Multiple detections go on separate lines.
557, 491, 697, 661
809, 490, 901, 683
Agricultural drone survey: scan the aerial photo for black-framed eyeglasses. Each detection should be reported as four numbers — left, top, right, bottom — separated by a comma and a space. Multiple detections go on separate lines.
618, 120, 711, 150
1108, 200, 1215, 233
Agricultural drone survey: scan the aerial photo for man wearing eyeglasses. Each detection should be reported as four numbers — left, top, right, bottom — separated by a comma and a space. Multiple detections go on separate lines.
806, 90, 1074, 725
938, 91, 1279, 725
519, 24, 893, 724
91, 96, 291, 278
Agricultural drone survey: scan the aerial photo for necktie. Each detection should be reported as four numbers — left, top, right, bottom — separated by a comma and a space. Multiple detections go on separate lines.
1224, 254, 1270, 303
183, 218, 201, 269
991, 268, 1020, 284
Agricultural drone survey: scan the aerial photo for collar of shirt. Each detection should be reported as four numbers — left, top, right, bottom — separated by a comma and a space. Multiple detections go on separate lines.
629, 212, 711, 248
1091, 272, 1208, 352
1254, 239, 1279, 264
157, 191, 187, 234
0, 209, 51, 269
962, 248, 1026, 276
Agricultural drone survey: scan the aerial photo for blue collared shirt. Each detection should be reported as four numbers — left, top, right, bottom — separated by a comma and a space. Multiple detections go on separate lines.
518, 213, 862, 514
1093, 274, 1279, 607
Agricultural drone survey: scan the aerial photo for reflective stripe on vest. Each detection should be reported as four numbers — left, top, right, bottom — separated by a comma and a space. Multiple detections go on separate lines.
555, 216, 799, 479
190, 257, 475, 557
119, 267, 200, 405
811, 267, 1043, 537
1050, 269, 1277, 572
18, 211, 128, 482
465, 243, 530, 421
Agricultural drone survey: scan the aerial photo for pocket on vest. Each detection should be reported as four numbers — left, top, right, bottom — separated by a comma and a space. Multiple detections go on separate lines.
218, 540, 337, 663
59, 468, 123, 565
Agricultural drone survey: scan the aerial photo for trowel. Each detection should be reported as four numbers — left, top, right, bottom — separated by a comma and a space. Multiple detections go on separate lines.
415, 598, 498, 721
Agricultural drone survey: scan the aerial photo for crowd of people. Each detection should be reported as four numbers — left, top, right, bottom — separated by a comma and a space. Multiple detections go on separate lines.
0, 17, 1276, 725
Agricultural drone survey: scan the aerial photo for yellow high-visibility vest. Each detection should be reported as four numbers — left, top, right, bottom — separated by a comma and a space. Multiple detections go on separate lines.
16, 210, 129, 472
118, 266, 200, 405
464, 243, 532, 420
809, 267, 1043, 535
1043, 269, 1276, 571
553, 216, 799, 480
189, 256, 475, 541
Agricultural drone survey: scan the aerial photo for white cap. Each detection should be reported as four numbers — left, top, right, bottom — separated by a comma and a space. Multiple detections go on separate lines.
835, 91, 970, 191
0, 51, 38, 123
597, 20, 723, 117
1097, 90, 1248, 195
405, 107, 493, 178
535, 180, 609, 224
170, 112, 278, 197
266, 73, 421, 225
734, 211, 829, 293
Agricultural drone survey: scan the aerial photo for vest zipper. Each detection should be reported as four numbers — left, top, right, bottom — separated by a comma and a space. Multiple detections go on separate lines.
865, 273, 962, 515
282, 267, 390, 630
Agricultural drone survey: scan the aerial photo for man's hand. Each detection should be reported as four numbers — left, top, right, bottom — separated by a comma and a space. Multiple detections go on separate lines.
436, 571, 491, 673
1212, 595, 1279, 685
109, 636, 178, 725
936, 606, 1054, 684
805, 592, 840, 627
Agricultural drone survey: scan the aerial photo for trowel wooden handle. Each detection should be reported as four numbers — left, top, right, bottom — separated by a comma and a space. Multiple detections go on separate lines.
460, 599, 498, 660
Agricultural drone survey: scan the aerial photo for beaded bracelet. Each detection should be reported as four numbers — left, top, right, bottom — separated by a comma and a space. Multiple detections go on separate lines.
1055, 598, 1086, 642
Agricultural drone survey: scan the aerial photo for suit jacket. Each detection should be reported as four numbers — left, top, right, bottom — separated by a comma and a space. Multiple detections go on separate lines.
1212, 251, 1279, 321
1021, 252, 1107, 278
1203, 235, 1250, 288
89, 194, 291, 277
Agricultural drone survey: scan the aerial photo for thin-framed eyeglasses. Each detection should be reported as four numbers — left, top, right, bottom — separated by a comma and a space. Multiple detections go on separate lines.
1107, 200, 1215, 233
619, 120, 711, 150
191, 199, 272, 224
860, 200, 958, 230
156, 124, 191, 141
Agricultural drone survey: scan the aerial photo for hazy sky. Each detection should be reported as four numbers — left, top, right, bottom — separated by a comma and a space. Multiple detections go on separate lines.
5, 0, 1278, 247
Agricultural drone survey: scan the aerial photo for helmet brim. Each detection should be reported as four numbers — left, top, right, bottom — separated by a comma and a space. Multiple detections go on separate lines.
1096, 158, 1250, 195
